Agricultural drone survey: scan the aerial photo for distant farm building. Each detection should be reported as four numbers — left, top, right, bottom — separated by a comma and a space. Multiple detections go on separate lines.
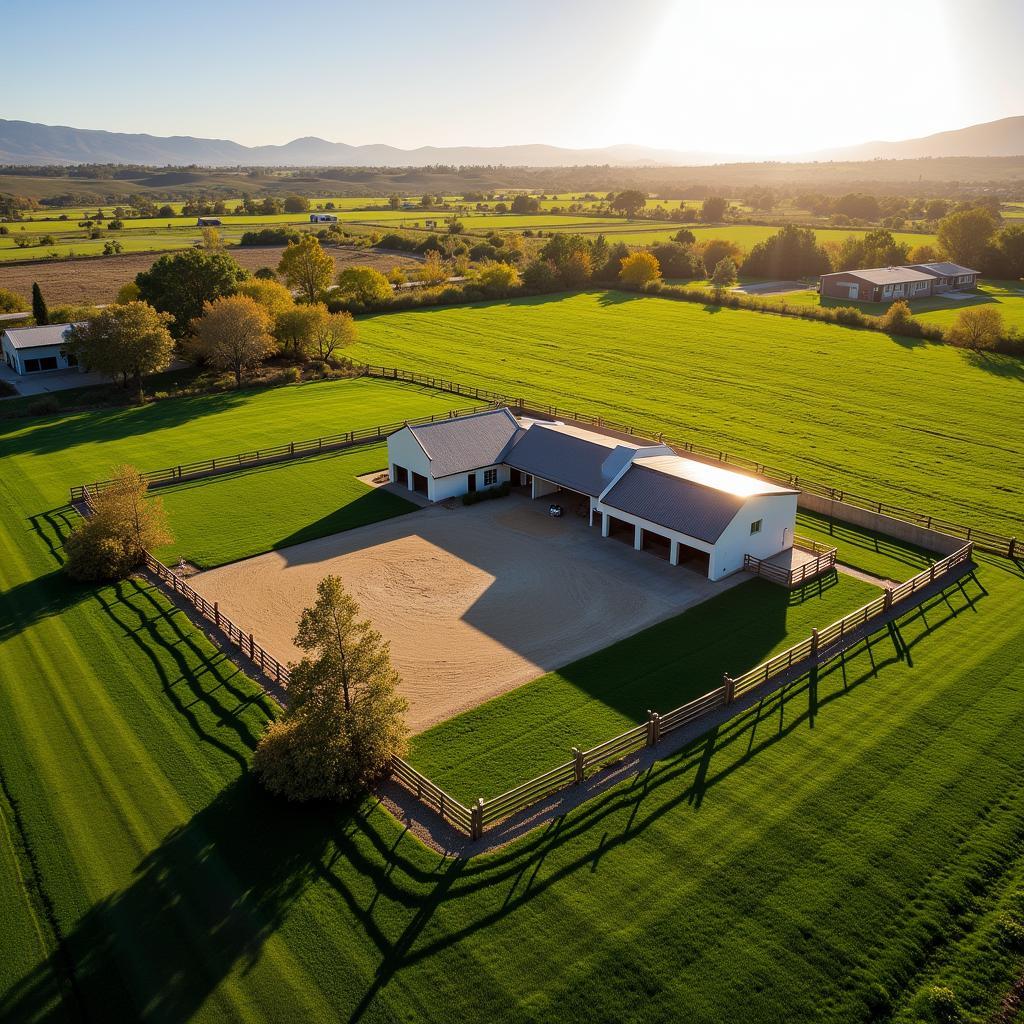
310, 213, 338, 223
1, 323, 83, 375
196, 217, 222, 227
819, 262, 979, 302
386, 408, 798, 581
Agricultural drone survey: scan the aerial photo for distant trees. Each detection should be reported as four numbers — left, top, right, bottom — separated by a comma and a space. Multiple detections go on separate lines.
908, 243, 940, 264
834, 229, 909, 272
984, 225, 1024, 279
698, 239, 744, 277
610, 190, 647, 218
64, 466, 171, 581
283, 195, 311, 213
189, 295, 276, 386
135, 248, 248, 337
510, 194, 540, 214
253, 576, 408, 802
235, 278, 295, 319
277, 236, 335, 304
477, 261, 522, 298
66, 302, 175, 402
619, 251, 661, 286
739, 224, 831, 279
936, 208, 998, 269
417, 251, 449, 286
274, 304, 324, 357
649, 242, 702, 279
699, 196, 729, 223
31, 282, 48, 325
674, 228, 696, 245
335, 266, 393, 305
833, 192, 881, 221
0, 288, 27, 314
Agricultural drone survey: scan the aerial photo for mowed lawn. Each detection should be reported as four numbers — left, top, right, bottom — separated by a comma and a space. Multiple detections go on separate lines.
409, 572, 880, 800
2, 375, 1024, 1021
350, 290, 1024, 535
154, 442, 409, 569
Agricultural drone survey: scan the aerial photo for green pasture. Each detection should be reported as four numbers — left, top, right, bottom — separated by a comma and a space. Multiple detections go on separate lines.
154, 442, 415, 570
2, 357, 1024, 1020
350, 290, 1023, 535
409, 571, 880, 800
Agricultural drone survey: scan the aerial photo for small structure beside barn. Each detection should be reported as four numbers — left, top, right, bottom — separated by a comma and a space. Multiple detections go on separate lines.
0, 323, 82, 375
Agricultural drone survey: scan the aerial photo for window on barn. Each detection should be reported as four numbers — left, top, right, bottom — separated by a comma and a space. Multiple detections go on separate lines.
483, 468, 498, 486
750, 519, 762, 535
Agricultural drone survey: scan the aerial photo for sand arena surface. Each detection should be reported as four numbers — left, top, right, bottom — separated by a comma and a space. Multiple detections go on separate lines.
189, 495, 740, 732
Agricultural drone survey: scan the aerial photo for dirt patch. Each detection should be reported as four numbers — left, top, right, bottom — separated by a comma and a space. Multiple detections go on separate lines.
188, 495, 742, 733
0, 245, 423, 304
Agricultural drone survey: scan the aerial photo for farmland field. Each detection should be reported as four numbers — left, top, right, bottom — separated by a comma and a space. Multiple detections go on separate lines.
2, 357, 1024, 1021
350, 289, 1024, 535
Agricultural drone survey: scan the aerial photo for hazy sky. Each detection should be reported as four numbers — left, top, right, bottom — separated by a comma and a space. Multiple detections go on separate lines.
5, 0, 1022, 156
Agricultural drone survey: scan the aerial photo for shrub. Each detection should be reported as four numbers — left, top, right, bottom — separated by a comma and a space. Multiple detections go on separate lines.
0, 287, 28, 313
945, 306, 1005, 350
279, 366, 302, 383
997, 911, 1024, 948
27, 396, 60, 416
240, 227, 301, 246
922, 986, 964, 1024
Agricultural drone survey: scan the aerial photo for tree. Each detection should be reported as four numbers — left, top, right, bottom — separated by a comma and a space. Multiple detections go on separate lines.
388, 194, 401, 209
908, 244, 940, 264
699, 238, 744, 276
610, 190, 647, 218
0, 288, 27, 313
594, 242, 630, 283
283, 195, 310, 213
619, 251, 661, 286
937, 208, 998, 269
64, 465, 172, 581
201, 227, 222, 250
273, 304, 323, 357
945, 307, 1004, 350
510, 194, 540, 214
189, 295, 276, 386
710, 257, 738, 287
253, 576, 408, 802
739, 224, 831, 279
115, 281, 141, 304
700, 196, 728, 223
674, 228, 696, 245
254, 266, 277, 280
649, 242, 702, 279
277, 236, 334, 304
878, 300, 916, 335
477, 261, 522, 297
522, 258, 561, 292
310, 308, 356, 361
336, 266, 393, 305
833, 193, 880, 221
833, 229, 909, 272
417, 251, 449, 286
31, 282, 48, 325
985, 225, 1024, 279
446, 219, 465, 235
387, 266, 407, 287
65, 302, 175, 402
135, 248, 248, 337
236, 278, 295, 319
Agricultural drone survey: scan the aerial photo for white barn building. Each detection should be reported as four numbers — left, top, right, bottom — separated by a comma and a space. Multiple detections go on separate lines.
386, 409, 798, 581
1, 323, 82, 376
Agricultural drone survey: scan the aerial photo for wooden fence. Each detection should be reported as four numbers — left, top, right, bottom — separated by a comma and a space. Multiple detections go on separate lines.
744, 535, 837, 588
69, 400, 493, 501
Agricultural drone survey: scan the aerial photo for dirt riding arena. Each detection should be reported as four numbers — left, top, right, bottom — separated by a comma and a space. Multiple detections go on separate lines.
189, 495, 742, 732
0, 245, 423, 305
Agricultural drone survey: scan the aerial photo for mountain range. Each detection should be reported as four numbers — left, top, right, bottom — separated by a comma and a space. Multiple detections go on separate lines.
1, 116, 1022, 168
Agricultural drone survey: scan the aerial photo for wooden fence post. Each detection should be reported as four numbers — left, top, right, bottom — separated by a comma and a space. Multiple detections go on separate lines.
883, 589, 893, 612
646, 710, 660, 747
471, 799, 484, 840
1008, 537, 1016, 559
810, 628, 819, 658
214, 602, 220, 627
249, 633, 255, 658
572, 747, 584, 784
723, 673, 735, 704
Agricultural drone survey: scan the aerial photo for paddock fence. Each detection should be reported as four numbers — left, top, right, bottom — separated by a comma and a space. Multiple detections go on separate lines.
744, 534, 837, 588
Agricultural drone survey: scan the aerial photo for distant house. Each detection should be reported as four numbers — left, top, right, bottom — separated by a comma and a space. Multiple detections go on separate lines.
906, 262, 980, 292
386, 408, 798, 581
819, 262, 980, 302
196, 217, 222, 227
1, 323, 82, 375
309, 213, 338, 223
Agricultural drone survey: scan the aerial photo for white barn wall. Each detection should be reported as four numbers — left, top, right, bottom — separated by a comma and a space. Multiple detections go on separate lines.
709, 493, 798, 579
387, 427, 431, 488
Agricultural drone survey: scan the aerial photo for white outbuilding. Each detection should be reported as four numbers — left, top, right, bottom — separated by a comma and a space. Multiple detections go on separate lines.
1, 323, 83, 376
386, 408, 799, 581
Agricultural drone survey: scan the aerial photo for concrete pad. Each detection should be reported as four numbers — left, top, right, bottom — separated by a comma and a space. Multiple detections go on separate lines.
190, 494, 744, 732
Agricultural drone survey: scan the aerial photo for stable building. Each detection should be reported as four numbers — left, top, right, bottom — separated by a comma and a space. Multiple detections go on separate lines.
906, 261, 980, 292
386, 409, 798, 581
819, 266, 936, 303
0, 323, 82, 376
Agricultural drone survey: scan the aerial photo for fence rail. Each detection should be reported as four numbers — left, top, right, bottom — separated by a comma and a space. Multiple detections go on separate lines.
744, 545, 837, 589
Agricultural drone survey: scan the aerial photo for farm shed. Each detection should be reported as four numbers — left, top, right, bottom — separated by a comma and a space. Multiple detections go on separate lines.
196, 217, 222, 227
819, 266, 936, 302
0, 323, 82, 375
310, 213, 338, 223
386, 409, 798, 581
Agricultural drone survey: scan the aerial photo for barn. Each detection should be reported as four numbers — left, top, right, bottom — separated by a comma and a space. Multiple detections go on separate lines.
819, 266, 935, 302
1, 323, 82, 375
386, 409, 798, 581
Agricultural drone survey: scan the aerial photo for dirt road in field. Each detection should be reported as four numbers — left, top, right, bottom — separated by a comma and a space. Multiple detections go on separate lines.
0, 245, 422, 304
188, 495, 741, 732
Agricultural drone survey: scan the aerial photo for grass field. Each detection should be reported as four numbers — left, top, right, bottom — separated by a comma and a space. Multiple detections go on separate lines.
349, 289, 1024, 536
409, 571, 880, 800
2, 361, 1024, 1021
154, 443, 411, 569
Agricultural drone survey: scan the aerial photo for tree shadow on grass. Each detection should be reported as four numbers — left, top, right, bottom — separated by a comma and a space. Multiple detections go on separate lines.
0, 575, 985, 1024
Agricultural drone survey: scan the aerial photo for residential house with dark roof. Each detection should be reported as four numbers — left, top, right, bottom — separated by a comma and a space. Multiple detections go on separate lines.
386, 409, 798, 580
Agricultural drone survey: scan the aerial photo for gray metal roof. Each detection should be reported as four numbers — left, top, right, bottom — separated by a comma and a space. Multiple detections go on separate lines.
601, 464, 748, 543
408, 407, 520, 478
505, 423, 640, 497
824, 267, 934, 286
1, 323, 76, 351
908, 261, 980, 278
